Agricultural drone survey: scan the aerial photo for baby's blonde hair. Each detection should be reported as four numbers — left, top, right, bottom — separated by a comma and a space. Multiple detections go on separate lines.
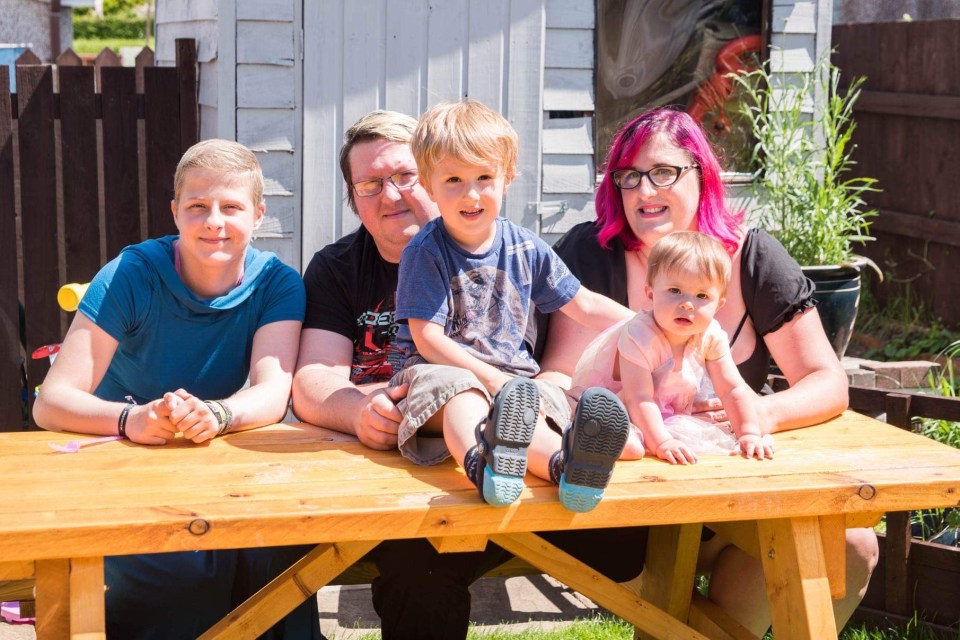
174, 139, 264, 205
647, 231, 731, 295
412, 100, 518, 185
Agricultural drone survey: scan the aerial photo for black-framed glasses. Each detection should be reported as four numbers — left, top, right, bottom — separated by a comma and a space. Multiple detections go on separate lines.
352, 170, 419, 197
611, 165, 699, 190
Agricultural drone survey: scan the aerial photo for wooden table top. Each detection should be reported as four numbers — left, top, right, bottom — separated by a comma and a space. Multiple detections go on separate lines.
1, 411, 958, 563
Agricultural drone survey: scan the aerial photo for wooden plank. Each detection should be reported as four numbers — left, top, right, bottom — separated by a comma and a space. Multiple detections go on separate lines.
542, 154, 594, 193
238, 0, 294, 21
217, 0, 237, 138
236, 65, 296, 109
15, 64, 59, 428
58, 65, 101, 284
69, 557, 105, 639
237, 109, 296, 152
538, 193, 595, 234
543, 68, 593, 111
505, 0, 545, 230
341, 0, 384, 127
773, 2, 816, 34
100, 67, 140, 257
542, 115, 593, 154
198, 541, 376, 639
236, 22, 296, 65
428, 535, 490, 553
546, 0, 594, 29
491, 532, 710, 640
758, 517, 837, 640
544, 28, 593, 69
176, 39, 199, 153
687, 593, 755, 640
635, 524, 702, 640
426, 0, 467, 106
819, 514, 846, 600
35, 559, 70, 639
466, 0, 507, 110
854, 90, 960, 122
384, 0, 429, 115
0, 560, 35, 581
0, 65, 22, 431
143, 67, 181, 239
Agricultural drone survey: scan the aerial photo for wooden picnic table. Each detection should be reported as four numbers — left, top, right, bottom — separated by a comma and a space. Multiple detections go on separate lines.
1, 411, 958, 640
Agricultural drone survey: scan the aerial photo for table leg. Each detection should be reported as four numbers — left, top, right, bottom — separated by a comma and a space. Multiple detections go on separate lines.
34, 559, 70, 640
635, 523, 702, 640
490, 531, 710, 640
198, 540, 379, 640
69, 557, 105, 640
757, 517, 837, 640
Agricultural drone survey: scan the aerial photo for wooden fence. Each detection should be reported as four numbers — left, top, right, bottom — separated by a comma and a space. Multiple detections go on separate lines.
847, 386, 960, 635
832, 20, 960, 326
0, 39, 197, 431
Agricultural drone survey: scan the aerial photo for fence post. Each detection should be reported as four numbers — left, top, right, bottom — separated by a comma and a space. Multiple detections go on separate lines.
176, 39, 198, 151
0, 65, 22, 430
883, 393, 913, 617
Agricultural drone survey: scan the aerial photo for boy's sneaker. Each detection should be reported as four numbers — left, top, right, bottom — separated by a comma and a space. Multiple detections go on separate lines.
559, 387, 630, 513
474, 377, 539, 507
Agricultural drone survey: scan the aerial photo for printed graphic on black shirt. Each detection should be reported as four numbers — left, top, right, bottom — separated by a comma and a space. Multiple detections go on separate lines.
353, 300, 403, 384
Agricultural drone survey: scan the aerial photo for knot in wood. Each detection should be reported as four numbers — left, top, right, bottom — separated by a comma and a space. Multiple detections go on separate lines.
857, 484, 877, 500
188, 518, 210, 535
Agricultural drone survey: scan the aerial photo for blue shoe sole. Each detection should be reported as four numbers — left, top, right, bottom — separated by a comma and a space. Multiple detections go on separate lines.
479, 377, 539, 506
559, 387, 630, 513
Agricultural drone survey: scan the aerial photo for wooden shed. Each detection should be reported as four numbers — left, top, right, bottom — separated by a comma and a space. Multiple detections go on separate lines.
154, 0, 834, 271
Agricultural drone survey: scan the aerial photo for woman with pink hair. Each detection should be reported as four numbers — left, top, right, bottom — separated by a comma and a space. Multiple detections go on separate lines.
537, 107, 878, 634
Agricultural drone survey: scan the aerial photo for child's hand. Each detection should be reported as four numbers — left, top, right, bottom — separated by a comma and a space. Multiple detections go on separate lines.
656, 438, 697, 465
738, 433, 774, 460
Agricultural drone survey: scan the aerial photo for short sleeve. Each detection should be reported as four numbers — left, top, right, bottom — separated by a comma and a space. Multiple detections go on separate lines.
257, 261, 306, 327
78, 252, 146, 342
396, 239, 449, 325
740, 228, 817, 337
529, 235, 581, 313
302, 239, 363, 337
617, 315, 661, 371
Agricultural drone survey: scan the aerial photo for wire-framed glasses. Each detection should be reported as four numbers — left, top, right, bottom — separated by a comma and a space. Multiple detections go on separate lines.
611, 165, 699, 190
352, 170, 420, 197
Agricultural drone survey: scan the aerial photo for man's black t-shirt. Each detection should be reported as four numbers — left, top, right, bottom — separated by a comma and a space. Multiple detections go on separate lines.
303, 226, 405, 384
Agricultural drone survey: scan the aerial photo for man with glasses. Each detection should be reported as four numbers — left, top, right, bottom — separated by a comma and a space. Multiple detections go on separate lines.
293, 110, 511, 639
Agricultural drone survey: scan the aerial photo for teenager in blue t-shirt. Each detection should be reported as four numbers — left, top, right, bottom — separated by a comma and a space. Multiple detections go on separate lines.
34, 139, 319, 639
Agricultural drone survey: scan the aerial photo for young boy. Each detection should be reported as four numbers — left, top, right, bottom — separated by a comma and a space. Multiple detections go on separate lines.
391, 100, 634, 512
574, 231, 773, 464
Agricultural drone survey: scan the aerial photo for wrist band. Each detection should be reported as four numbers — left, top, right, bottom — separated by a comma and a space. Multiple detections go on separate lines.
204, 400, 234, 437
118, 403, 134, 438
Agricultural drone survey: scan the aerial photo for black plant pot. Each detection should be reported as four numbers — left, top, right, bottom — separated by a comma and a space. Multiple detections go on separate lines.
801, 262, 862, 361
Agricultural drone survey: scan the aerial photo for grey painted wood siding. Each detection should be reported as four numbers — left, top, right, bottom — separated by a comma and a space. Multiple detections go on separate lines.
301, 0, 546, 264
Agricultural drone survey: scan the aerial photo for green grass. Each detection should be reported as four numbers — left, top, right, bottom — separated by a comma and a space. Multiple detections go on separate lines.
335, 614, 958, 639
71, 37, 155, 56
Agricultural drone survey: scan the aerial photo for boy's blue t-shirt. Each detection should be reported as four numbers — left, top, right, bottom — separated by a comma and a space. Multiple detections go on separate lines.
395, 217, 580, 377
79, 236, 306, 404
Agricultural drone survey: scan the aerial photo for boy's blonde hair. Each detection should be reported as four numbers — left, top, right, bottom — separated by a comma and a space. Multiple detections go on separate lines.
174, 139, 264, 205
412, 100, 518, 185
340, 110, 418, 213
647, 231, 731, 295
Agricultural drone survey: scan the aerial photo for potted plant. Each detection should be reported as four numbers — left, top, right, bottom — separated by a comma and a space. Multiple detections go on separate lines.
733, 55, 880, 359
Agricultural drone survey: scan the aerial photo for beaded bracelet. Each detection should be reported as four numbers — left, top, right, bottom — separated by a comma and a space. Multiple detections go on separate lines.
117, 403, 134, 438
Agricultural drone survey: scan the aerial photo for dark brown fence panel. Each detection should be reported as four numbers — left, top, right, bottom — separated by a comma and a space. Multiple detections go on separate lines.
0, 67, 21, 428
833, 20, 960, 326
143, 67, 180, 239
101, 66, 140, 258
16, 65, 60, 426
59, 65, 101, 284
0, 39, 198, 431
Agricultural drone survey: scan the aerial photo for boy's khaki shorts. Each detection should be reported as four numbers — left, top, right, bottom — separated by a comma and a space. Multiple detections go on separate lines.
389, 359, 571, 466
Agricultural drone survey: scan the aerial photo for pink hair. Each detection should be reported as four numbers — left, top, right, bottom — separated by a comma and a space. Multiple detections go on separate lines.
594, 108, 743, 255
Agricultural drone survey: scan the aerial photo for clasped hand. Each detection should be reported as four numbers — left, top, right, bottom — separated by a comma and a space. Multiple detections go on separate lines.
122, 389, 220, 445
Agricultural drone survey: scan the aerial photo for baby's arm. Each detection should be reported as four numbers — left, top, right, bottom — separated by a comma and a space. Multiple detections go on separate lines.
409, 318, 512, 396
706, 353, 772, 459
559, 287, 634, 332
619, 356, 698, 465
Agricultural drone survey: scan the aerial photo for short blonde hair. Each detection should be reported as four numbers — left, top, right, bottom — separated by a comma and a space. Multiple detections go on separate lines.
412, 100, 518, 185
647, 231, 731, 295
174, 139, 264, 205
340, 110, 419, 213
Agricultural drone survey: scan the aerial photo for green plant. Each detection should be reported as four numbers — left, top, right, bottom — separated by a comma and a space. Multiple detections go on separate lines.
733, 55, 879, 266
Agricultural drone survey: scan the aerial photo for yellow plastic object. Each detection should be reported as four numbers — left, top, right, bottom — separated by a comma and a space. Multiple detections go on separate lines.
57, 282, 90, 312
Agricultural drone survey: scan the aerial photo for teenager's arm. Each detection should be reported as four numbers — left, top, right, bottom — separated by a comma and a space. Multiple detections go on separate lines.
409, 319, 512, 396
559, 287, 633, 332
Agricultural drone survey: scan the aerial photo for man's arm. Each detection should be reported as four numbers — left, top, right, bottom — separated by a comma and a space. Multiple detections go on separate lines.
292, 328, 406, 450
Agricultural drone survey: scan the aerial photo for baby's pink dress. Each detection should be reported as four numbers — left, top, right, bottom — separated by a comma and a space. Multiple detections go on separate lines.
573, 312, 739, 454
